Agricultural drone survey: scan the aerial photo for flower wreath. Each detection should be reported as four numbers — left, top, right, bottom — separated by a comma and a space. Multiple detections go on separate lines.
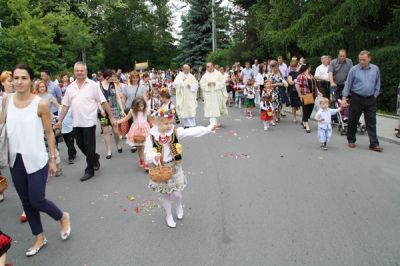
152, 107, 176, 120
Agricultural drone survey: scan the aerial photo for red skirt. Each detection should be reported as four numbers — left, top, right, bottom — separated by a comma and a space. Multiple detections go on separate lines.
0, 231, 12, 257
260, 110, 273, 121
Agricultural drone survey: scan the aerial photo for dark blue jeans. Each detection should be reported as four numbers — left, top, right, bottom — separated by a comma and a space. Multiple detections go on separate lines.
10, 154, 63, 235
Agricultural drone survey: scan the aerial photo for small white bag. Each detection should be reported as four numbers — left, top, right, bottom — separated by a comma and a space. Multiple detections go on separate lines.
0, 95, 9, 168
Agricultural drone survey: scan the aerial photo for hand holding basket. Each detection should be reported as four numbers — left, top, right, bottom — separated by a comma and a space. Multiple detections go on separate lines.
148, 159, 173, 183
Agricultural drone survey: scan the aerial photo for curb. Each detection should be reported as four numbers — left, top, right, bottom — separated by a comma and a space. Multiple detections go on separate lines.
283, 108, 400, 145
377, 113, 399, 119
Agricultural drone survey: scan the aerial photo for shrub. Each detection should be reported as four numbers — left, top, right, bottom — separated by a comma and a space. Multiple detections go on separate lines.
369, 44, 399, 113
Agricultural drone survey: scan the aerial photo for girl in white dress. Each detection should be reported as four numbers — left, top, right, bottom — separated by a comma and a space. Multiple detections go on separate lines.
145, 108, 217, 228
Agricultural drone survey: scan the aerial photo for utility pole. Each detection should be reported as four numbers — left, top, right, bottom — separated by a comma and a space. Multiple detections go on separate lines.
82, 48, 86, 64
211, 0, 216, 52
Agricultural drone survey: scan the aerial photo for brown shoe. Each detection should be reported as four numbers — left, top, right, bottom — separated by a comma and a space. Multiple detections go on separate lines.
369, 146, 383, 152
348, 143, 356, 148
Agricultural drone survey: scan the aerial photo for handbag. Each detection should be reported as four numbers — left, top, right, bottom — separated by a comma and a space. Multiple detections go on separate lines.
282, 79, 289, 88
0, 95, 9, 168
119, 121, 129, 136
132, 127, 147, 143
303, 93, 314, 105
0, 175, 8, 193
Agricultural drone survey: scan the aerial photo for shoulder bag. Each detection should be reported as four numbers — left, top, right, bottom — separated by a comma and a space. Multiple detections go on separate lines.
0, 95, 9, 168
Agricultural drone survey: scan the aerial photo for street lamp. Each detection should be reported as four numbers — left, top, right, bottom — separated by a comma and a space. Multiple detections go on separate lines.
211, 0, 216, 52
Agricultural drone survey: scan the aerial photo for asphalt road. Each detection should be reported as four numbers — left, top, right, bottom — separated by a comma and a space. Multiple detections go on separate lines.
1, 103, 399, 266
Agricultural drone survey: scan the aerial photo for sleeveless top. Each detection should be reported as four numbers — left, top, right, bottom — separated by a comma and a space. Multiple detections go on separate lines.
7, 94, 48, 173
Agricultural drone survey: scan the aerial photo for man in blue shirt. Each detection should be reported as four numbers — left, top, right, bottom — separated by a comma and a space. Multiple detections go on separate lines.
342, 50, 383, 152
41, 70, 62, 115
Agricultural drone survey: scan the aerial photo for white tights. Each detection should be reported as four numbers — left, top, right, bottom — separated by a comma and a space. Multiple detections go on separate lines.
162, 192, 183, 223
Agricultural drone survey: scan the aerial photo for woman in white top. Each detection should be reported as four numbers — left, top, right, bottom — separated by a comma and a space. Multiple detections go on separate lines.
0, 71, 13, 203
6, 64, 71, 257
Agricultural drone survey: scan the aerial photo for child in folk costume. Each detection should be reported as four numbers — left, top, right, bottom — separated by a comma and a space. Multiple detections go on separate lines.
260, 93, 274, 131
160, 87, 175, 111
160, 87, 180, 124
145, 109, 217, 228
147, 88, 161, 114
264, 79, 279, 126
118, 96, 151, 170
243, 79, 256, 118
263, 79, 273, 96
314, 97, 341, 150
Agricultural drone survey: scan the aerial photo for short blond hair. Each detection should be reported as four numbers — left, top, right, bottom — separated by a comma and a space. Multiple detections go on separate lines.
319, 97, 330, 105
359, 50, 371, 57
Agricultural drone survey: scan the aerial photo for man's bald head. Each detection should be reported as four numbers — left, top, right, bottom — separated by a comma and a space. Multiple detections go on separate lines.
182, 64, 191, 74
206, 62, 215, 72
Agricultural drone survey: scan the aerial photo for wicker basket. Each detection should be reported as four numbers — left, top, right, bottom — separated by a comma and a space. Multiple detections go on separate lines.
149, 164, 173, 183
133, 135, 146, 143
0, 175, 8, 193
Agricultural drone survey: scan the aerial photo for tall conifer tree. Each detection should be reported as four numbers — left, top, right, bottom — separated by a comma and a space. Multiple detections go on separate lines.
177, 0, 229, 68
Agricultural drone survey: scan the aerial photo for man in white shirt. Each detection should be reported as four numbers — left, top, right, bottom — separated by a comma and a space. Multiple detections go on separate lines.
252, 59, 260, 76
278, 56, 288, 78
57, 62, 116, 182
315, 55, 330, 98
241, 62, 254, 84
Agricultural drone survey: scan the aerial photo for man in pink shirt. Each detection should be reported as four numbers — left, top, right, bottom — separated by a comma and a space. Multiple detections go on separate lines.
56, 62, 116, 181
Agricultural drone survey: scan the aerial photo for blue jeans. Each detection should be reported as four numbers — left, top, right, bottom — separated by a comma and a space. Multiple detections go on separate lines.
10, 154, 63, 235
318, 124, 332, 143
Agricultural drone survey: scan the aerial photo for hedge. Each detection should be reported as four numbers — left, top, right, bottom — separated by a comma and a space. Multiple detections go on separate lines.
308, 45, 399, 113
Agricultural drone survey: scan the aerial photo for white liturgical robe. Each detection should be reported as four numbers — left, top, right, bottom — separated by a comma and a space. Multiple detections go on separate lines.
200, 70, 228, 118
173, 72, 198, 119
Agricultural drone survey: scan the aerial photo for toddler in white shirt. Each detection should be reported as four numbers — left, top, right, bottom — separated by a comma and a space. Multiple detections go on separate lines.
314, 98, 341, 150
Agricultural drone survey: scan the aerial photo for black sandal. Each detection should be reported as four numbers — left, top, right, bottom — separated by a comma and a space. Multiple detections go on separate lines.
395, 128, 400, 138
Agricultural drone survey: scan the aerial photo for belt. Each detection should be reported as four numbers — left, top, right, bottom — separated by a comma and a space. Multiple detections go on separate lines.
351, 92, 374, 99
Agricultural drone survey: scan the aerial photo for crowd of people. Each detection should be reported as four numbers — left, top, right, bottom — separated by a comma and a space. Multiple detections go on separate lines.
0, 48, 396, 263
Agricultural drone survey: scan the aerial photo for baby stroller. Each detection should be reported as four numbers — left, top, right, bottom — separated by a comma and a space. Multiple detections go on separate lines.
332, 99, 366, 136
330, 86, 366, 136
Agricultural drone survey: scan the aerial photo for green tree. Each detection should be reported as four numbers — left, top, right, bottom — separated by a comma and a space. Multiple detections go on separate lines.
177, 0, 230, 68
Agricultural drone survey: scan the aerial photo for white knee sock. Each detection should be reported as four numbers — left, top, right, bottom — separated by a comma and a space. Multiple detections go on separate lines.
162, 194, 175, 225
172, 191, 183, 208
172, 191, 183, 219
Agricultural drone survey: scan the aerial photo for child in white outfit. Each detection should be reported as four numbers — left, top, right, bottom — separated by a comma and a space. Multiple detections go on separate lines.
145, 108, 217, 228
314, 97, 341, 150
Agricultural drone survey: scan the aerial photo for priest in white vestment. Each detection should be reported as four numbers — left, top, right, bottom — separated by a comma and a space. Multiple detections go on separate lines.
173, 64, 199, 128
200, 62, 228, 126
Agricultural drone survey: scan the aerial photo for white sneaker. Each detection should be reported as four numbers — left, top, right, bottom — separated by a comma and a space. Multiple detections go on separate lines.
176, 205, 184, 220
166, 216, 176, 228
264, 126, 268, 131
0, 193, 4, 202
